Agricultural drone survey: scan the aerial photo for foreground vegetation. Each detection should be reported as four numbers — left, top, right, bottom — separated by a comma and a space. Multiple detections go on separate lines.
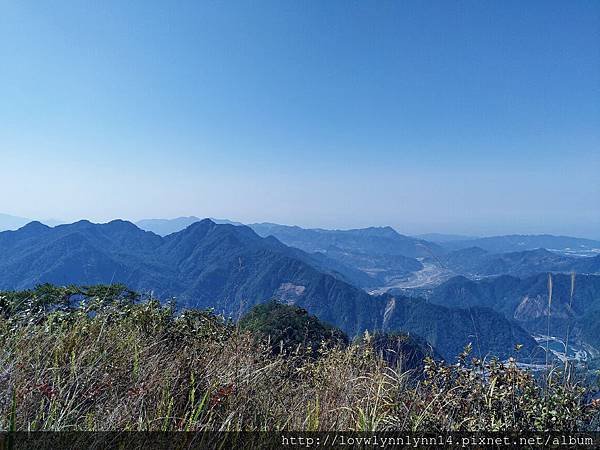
0, 284, 598, 431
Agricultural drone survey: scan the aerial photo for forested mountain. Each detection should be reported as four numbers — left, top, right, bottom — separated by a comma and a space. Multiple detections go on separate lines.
136, 218, 441, 287
427, 273, 600, 350
573, 255, 600, 274
0, 219, 540, 361
380, 296, 540, 361
137, 219, 600, 258
249, 223, 444, 287
136, 218, 600, 289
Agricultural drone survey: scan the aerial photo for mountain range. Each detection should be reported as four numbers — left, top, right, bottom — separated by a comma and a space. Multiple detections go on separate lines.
249, 223, 437, 287
135, 217, 600, 288
137, 218, 443, 288
0, 218, 541, 361
440, 234, 600, 256
135, 217, 600, 254
439, 247, 600, 278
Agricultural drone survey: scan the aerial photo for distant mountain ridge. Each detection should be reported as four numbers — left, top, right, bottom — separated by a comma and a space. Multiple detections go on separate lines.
248, 223, 443, 258
136, 218, 441, 257
135, 217, 600, 289
247, 223, 444, 287
440, 247, 599, 278
135, 218, 600, 254
136, 218, 442, 288
0, 219, 540, 361
441, 234, 600, 255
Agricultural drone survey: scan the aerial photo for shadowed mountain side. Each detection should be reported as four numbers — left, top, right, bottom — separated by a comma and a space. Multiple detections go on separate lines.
429, 273, 600, 320
380, 296, 540, 362
426, 273, 600, 350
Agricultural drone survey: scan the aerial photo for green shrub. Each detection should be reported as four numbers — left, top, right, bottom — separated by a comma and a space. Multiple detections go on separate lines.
238, 300, 348, 356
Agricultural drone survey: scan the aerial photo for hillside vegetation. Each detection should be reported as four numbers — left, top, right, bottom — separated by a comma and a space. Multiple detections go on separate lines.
1, 284, 597, 432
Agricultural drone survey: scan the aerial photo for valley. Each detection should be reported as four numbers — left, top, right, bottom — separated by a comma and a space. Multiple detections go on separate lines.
533, 334, 593, 363
368, 260, 454, 294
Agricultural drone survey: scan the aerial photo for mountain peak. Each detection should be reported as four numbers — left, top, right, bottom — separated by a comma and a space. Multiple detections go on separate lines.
185, 218, 216, 229
19, 221, 50, 232
167, 218, 218, 240
70, 219, 93, 227
367, 225, 398, 234
104, 219, 140, 231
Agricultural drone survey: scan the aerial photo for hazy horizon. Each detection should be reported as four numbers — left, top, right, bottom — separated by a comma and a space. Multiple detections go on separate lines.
2, 2, 599, 238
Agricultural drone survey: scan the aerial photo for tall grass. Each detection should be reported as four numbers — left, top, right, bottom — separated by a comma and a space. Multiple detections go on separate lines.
546, 273, 553, 369
0, 285, 597, 432
563, 272, 577, 384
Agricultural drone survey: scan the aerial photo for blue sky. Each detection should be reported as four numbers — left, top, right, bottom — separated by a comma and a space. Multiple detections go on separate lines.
1, 1, 599, 237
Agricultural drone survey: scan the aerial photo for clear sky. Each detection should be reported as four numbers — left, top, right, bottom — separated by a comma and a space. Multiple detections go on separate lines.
1, 1, 599, 237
